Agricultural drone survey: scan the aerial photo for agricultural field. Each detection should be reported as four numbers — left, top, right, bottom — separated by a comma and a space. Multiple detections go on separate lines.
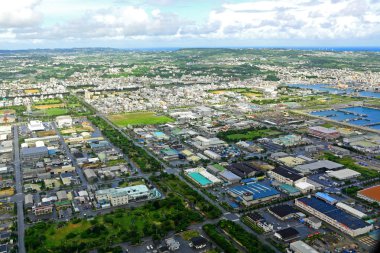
108, 111, 174, 126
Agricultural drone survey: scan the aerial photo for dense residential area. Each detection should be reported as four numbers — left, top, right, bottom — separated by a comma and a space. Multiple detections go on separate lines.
0, 48, 380, 253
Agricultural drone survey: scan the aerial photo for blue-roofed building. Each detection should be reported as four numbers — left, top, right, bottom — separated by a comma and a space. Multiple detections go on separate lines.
241, 177, 258, 185
228, 183, 280, 206
315, 192, 337, 205
295, 196, 373, 237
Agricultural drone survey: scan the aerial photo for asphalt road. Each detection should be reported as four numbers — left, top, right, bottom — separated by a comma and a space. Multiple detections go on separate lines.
13, 125, 26, 253
52, 121, 89, 188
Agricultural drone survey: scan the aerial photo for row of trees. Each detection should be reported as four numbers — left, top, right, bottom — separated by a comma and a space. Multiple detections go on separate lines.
88, 116, 163, 172
218, 220, 275, 253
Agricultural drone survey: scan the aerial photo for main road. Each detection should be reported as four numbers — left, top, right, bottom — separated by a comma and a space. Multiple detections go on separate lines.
52, 121, 88, 188
13, 125, 26, 253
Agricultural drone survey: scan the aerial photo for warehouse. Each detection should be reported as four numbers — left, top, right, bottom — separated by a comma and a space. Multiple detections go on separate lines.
268, 205, 299, 220
95, 185, 158, 207
21, 146, 49, 161
56, 115, 73, 128
308, 126, 340, 139
326, 168, 361, 180
204, 150, 221, 160
206, 164, 225, 175
218, 170, 241, 183
290, 240, 318, 253
274, 227, 300, 242
84, 169, 98, 182
294, 181, 315, 193
315, 192, 337, 205
228, 183, 280, 206
357, 185, 380, 205
277, 183, 301, 196
268, 167, 305, 186
295, 196, 373, 237
294, 160, 343, 175
227, 162, 260, 178
185, 167, 221, 187
336, 202, 367, 219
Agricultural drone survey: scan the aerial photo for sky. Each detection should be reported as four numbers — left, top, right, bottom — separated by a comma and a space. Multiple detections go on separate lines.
0, 0, 380, 49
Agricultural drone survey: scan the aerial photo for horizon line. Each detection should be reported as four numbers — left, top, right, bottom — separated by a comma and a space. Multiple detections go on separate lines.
1, 46, 380, 52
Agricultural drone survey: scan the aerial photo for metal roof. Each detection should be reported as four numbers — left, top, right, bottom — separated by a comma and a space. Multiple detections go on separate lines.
298, 197, 371, 230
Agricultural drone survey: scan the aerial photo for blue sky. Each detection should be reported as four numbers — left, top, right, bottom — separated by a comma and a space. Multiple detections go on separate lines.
0, 0, 379, 49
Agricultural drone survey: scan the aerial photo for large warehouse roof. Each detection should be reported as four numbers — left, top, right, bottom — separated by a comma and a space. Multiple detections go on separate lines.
229, 183, 279, 200
297, 197, 370, 230
327, 168, 361, 180
295, 160, 343, 173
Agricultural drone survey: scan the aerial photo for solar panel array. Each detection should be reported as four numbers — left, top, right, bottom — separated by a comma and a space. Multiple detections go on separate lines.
298, 197, 370, 230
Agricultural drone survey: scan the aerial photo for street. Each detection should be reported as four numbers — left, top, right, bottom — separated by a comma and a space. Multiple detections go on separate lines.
13, 125, 26, 253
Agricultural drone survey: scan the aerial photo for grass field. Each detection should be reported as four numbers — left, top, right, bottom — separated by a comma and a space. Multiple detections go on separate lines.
108, 112, 174, 126
40, 108, 69, 116
181, 230, 200, 240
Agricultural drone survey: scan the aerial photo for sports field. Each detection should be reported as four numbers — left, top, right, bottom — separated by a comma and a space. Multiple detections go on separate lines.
108, 111, 174, 126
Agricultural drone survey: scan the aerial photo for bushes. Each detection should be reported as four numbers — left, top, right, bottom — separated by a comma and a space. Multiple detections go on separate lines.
202, 224, 238, 253
218, 220, 274, 253
151, 173, 222, 219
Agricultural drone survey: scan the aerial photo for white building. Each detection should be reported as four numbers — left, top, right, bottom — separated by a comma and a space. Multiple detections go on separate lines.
56, 115, 73, 128
290, 241, 318, 253
95, 185, 153, 207
28, 120, 45, 131
326, 169, 361, 180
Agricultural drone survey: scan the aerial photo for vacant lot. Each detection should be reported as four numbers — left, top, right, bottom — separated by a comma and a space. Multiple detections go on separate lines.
219, 128, 282, 142
108, 111, 174, 126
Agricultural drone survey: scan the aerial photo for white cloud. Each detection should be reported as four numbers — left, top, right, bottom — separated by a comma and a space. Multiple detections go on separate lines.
0, 0, 43, 28
1, 0, 380, 46
203, 0, 380, 40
